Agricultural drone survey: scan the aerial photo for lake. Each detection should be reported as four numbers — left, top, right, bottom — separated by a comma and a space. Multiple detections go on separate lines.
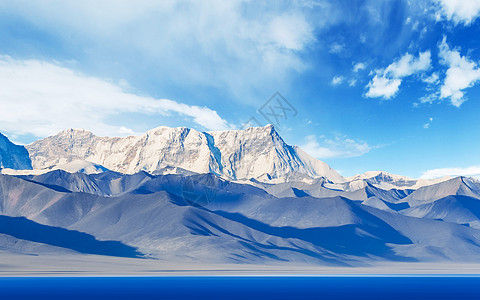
0, 276, 479, 299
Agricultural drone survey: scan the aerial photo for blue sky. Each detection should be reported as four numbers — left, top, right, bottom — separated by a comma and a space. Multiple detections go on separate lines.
1, 0, 480, 178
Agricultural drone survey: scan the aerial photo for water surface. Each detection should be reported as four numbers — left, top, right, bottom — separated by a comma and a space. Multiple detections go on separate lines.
0, 276, 478, 299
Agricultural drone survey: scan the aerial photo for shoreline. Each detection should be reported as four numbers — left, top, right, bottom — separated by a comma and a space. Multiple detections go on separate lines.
1, 253, 480, 277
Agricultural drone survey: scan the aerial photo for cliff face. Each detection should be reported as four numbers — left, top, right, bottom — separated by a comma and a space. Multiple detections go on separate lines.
0, 132, 32, 170
26, 125, 344, 183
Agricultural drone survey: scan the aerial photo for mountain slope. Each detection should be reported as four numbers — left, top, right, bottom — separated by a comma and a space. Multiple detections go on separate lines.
2, 171, 480, 264
0, 133, 32, 170
402, 177, 480, 206
403, 195, 480, 229
0, 215, 141, 257
25, 125, 344, 183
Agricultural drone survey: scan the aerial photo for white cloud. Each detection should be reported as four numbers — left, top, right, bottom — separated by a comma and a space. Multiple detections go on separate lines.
365, 75, 402, 99
412, 21, 420, 31
384, 51, 432, 78
418, 91, 440, 105
422, 72, 440, 85
365, 51, 431, 99
353, 62, 366, 72
423, 117, 433, 129
0, 1, 320, 104
329, 42, 345, 54
419, 26, 427, 37
269, 14, 315, 51
359, 34, 366, 44
300, 135, 371, 159
421, 166, 480, 179
331, 75, 345, 86
348, 79, 357, 87
0, 57, 233, 138
435, 0, 480, 26
437, 37, 480, 107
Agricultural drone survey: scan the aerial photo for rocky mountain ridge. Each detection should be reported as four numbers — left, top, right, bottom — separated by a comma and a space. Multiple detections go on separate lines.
25, 125, 344, 183
0, 132, 32, 170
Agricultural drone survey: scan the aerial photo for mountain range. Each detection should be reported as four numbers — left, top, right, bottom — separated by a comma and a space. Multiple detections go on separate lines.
24, 125, 342, 183
1, 125, 480, 266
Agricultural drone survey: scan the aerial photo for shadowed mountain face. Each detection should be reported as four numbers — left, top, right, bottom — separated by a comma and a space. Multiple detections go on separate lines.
0, 216, 141, 258
403, 195, 480, 229
0, 133, 32, 170
1, 171, 480, 265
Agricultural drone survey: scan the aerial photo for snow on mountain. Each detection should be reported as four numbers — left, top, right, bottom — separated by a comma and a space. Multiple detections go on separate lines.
26, 125, 344, 183
1, 160, 109, 176
7, 125, 454, 190
252, 177, 411, 207
52, 160, 110, 174
0, 132, 32, 170
345, 171, 451, 191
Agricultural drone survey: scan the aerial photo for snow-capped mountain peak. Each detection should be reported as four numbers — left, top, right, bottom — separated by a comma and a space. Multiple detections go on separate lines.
345, 170, 451, 190
26, 125, 344, 183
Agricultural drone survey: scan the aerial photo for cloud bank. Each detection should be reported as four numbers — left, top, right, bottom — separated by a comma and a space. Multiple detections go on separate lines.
0, 1, 321, 104
0, 57, 233, 138
421, 166, 480, 179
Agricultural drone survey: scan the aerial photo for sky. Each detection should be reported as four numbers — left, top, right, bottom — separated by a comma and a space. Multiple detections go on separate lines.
1, 0, 480, 179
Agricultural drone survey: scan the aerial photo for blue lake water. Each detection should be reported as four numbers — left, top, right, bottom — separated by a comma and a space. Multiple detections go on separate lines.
0, 276, 479, 299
